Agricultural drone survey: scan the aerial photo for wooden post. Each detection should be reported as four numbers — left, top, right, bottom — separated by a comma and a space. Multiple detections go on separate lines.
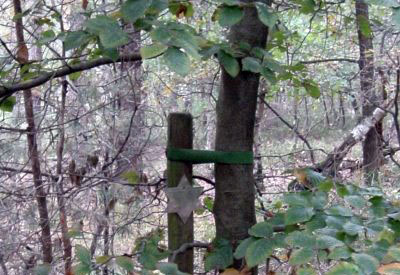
167, 113, 193, 273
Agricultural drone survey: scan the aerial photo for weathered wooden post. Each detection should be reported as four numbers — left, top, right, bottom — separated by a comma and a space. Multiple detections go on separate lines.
167, 113, 193, 273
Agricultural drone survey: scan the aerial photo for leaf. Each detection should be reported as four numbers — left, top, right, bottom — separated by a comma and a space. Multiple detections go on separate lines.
245, 238, 274, 268
63, 31, 92, 51
297, 267, 316, 275
140, 43, 168, 59
163, 47, 190, 76
326, 262, 360, 275
343, 222, 363, 236
138, 232, 169, 270
328, 246, 352, 260
34, 264, 51, 275
76, 245, 91, 265
289, 248, 314, 265
157, 262, 189, 275
303, 80, 320, 98
234, 237, 257, 259
205, 239, 233, 271
248, 222, 273, 238
388, 247, 400, 261
203, 196, 214, 212
283, 192, 311, 208
352, 253, 379, 274
116, 256, 134, 272
345, 195, 367, 209
255, 3, 278, 28
73, 263, 91, 275
121, 0, 152, 23
299, 0, 316, 14
169, 1, 194, 18
242, 57, 261, 73
325, 205, 353, 217
285, 207, 315, 225
218, 50, 240, 77
85, 16, 129, 48
218, 5, 244, 27
316, 235, 344, 250
95, 255, 111, 264
317, 179, 334, 192
121, 170, 139, 184
285, 231, 316, 248
0, 96, 16, 112
393, 7, 400, 28
38, 30, 56, 44
377, 263, 400, 274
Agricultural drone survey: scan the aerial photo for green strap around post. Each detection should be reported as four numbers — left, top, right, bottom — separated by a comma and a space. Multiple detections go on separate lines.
166, 147, 253, 164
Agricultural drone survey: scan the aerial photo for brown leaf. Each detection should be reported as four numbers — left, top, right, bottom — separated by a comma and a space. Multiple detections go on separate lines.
377, 262, 400, 274
16, 44, 29, 64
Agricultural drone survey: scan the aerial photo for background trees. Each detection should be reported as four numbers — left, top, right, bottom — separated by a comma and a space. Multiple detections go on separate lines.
1, 0, 400, 274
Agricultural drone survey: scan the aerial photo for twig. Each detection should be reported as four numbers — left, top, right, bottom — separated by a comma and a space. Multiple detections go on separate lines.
170, 241, 209, 262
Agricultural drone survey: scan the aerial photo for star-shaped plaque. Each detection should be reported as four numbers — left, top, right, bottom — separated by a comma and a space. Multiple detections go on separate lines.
165, 175, 203, 223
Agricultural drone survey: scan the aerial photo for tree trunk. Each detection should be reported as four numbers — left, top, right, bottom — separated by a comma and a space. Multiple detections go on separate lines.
355, 0, 382, 184
13, 0, 52, 264
213, 2, 269, 269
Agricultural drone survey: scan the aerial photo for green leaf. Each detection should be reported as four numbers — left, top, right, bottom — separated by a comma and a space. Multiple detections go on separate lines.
285, 207, 315, 225
116, 256, 134, 272
316, 235, 344, 250
63, 31, 92, 51
138, 232, 169, 270
218, 50, 240, 77
255, 3, 278, 28
393, 7, 400, 28
218, 5, 243, 27
245, 238, 274, 268
34, 264, 51, 275
317, 179, 334, 192
343, 222, 363, 236
242, 57, 262, 73
85, 16, 129, 49
38, 30, 56, 44
234, 237, 257, 259
299, 0, 316, 14
388, 247, 400, 261
289, 247, 314, 265
140, 43, 168, 59
352, 253, 379, 274
305, 214, 326, 231
285, 231, 316, 248
0, 96, 16, 112
326, 262, 360, 275
283, 192, 311, 208
248, 222, 273, 238
325, 205, 353, 217
95, 255, 111, 264
345, 195, 367, 209
328, 246, 352, 260
73, 263, 91, 275
121, 0, 152, 23
76, 245, 91, 265
303, 80, 320, 98
358, 15, 372, 38
203, 196, 214, 212
297, 267, 316, 275
205, 239, 233, 271
163, 47, 190, 76
157, 262, 189, 275
121, 170, 139, 184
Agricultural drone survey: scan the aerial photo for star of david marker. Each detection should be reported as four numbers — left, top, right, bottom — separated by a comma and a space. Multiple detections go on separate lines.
165, 175, 203, 223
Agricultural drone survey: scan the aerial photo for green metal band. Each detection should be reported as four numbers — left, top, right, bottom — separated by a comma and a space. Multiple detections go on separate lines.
166, 147, 253, 164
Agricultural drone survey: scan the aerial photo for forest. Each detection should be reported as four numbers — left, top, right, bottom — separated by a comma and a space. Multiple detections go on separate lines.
1, 0, 400, 274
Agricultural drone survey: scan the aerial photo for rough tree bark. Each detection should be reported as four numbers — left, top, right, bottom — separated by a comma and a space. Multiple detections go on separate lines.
213, 1, 269, 269
13, 0, 52, 264
355, 0, 382, 184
